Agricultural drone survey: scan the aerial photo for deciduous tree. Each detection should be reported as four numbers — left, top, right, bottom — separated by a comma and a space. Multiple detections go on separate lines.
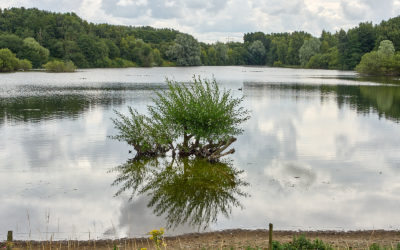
166, 34, 201, 66
111, 77, 250, 162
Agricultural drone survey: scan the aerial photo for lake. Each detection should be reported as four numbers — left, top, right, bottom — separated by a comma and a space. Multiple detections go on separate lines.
0, 66, 399, 240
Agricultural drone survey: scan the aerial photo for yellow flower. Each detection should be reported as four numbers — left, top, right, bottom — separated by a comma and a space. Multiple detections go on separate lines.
149, 236, 153, 240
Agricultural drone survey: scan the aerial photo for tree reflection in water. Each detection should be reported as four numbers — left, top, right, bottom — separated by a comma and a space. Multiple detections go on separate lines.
111, 157, 248, 229
245, 82, 400, 122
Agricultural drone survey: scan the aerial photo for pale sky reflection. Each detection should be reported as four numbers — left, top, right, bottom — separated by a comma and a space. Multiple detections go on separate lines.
0, 67, 399, 239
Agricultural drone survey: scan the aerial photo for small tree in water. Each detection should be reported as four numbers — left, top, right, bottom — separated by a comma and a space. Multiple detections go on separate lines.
111, 76, 250, 162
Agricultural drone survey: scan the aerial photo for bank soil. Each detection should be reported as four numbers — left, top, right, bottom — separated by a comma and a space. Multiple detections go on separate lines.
9, 229, 400, 249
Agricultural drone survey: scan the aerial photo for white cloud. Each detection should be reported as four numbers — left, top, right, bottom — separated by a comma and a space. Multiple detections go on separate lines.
341, 0, 369, 20
0, 0, 399, 42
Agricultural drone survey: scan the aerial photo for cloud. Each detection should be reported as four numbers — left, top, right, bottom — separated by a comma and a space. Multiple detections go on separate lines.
100, 0, 229, 20
101, 0, 183, 19
340, 1, 368, 20
0, 0, 399, 42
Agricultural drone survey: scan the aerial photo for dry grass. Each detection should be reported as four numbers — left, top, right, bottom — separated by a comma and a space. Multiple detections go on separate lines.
5, 229, 400, 250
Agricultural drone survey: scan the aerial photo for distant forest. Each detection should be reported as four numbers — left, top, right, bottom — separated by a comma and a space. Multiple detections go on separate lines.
0, 7, 399, 70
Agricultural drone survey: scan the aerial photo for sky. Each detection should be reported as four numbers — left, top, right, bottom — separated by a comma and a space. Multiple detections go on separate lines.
0, 0, 399, 43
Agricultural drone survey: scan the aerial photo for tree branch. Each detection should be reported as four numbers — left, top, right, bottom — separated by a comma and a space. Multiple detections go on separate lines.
210, 137, 237, 158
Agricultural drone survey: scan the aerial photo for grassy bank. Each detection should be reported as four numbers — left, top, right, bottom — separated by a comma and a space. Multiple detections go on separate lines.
2, 229, 400, 250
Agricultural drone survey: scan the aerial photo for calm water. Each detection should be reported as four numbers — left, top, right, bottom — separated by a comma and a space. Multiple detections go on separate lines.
0, 66, 399, 240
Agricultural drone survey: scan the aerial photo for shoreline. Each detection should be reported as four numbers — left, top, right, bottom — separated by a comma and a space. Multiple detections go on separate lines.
6, 229, 400, 249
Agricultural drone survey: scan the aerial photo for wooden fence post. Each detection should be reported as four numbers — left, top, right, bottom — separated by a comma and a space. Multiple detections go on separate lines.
269, 223, 273, 250
6, 231, 13, 250
7, 231, 12, 242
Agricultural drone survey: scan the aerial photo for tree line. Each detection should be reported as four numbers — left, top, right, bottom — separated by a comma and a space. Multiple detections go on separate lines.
0, 7, 399, 75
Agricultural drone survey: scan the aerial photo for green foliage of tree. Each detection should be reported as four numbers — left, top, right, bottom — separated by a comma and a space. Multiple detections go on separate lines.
19, 37, 49, 68
136, 41, 153, 67
214, 42, 229, 65
376, 16, 400, 51
356, 40, 400, 76
0, 34, 23, 53
287, 31, 311, 65
120, 36, 154, 66
248, 40, 266, 65
307, 47, 339, 69
0, 48, 20, 72
77, 34, 108, 67
152, 48, 162, 66
0, 48, 31, 72
273, 60, 284, 67
227, 46, 247, 65
0, 8, 181, 68
355, 52, 381, 75
0, 7, 399, 70
62, 40, 88, 68
18, 58, 32, 70
200, 47, 208, 65
104, 39, 120, 59
244, 32, 269, 49
378, 40, 395, 57
110, 58, 136, 68
43, 59, 76, 72
320, 30, 338, 51
266, 35, 289, 66
299, 37, 321, 66
306, 53, 329, 69
337, 22, 376, 70
167, 34, 201, 66
112, 77, 250, 161
206, 46, 217, 66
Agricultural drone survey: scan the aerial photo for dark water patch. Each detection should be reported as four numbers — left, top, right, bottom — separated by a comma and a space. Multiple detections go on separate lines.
244, 82, 400, 122
0, 94, 127, 124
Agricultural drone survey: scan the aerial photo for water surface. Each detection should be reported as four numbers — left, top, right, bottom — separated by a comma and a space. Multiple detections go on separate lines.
0, 67, 399, 240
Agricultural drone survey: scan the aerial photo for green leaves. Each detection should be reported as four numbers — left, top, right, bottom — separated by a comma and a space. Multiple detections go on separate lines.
154, 77, 249, 141
299, 37, 321, 67
356, 40, 400, 76
20, 37, 49, 68
43, 60, 76, 72
0, 48, 32, 72
111, 76, 250, 161
111, 107, 171, 157
166, 34, 201, 66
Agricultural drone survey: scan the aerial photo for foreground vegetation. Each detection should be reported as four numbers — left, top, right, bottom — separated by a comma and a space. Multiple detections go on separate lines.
0, 7, 400, 74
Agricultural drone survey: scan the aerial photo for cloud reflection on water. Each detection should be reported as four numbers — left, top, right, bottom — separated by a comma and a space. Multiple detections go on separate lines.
0, 67, 399, 239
